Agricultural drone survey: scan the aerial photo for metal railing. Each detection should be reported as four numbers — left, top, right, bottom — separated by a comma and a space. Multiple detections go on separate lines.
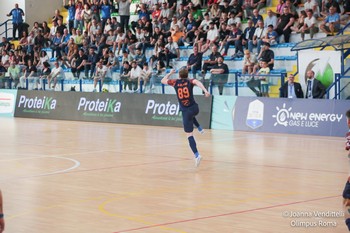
0, 19, 13, 39
326, 73, 350, 99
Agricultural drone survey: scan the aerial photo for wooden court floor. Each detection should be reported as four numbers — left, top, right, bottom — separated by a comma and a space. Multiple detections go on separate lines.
0, 117, 349, 233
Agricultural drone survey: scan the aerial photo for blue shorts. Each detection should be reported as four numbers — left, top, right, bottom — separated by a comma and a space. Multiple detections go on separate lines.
181, 103, 199, 133
343, 181, 350, 199
261, 84, 269, 93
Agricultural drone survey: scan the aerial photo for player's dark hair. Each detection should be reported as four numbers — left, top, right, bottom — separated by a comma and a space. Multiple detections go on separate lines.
346, 109, 350, 119
179, 69, 188, 79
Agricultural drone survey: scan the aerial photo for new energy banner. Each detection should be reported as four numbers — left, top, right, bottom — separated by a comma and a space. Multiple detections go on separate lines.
233, 97, 349, 137
14, 91, 212, 128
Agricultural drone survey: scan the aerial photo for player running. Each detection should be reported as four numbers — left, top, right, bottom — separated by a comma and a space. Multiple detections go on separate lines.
161, 68, 210, 167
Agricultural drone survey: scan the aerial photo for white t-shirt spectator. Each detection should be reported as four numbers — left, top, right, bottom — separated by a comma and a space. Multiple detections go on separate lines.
130, 65, 142, 80
51, 66, 66, 79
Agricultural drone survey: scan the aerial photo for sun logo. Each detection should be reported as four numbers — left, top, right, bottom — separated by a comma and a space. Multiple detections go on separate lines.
272, 103, 292, 127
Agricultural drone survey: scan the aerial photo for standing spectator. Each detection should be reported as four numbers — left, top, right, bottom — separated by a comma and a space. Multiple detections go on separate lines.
90, 0, 101, 22
52, 9, 64, 24
117, 0, 132, 33
7, 3, 25, 40
305, 70, 326, 99
275, 6, 295, 43
301, 9, 319, 40
74, 2, 84, 32
320, 6, 340, 36
82, 3, 92, 32
256, 60, 270, 97
209, 56, 229, 95
280, 74, 304, 98
63, 0, 76, 34
100, 0, 113, 32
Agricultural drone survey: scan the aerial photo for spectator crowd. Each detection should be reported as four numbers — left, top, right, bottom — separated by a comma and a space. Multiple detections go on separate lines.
0, 0, 348, 96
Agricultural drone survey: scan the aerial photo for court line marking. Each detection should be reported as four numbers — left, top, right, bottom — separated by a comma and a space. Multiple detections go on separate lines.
112, 195, 340, 233
0, 156, 80, 181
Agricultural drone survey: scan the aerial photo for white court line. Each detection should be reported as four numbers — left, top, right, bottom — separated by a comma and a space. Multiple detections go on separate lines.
0, 156, 80, 181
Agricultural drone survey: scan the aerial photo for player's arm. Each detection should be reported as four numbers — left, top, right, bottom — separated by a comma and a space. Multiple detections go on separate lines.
193, 79, 210, 97
161, 69, 176, 85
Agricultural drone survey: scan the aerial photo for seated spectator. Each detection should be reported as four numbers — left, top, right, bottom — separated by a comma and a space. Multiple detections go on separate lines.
321, 0, 341, 17
171, 24, 185, 46
248, 20, 266, 54
38, 61, 51, 90
275, 6, 295, 43
150, 60, 166, 92
264, 10, 278, 29
341, 1, 350, 25
106, 50, 120, 74
1, 50, 10, 69
301, 9, 319, 40
320, 6, 340, 36
291, 10, 307, 34
71, 49, 87, 79
305, 69, 326, 99
34, 30, 46, 53
139, 62, 152, 92
258, 42, 274, 70
164, 36, 180, 68
47, 61, 65, 90
250, 0, 266, 13
85, 47, 99, 79
304, 0, 320, 18
0, 61, 7, 89
113, 28, 126, 56
279, 74, 304, 98
242, 49, 258, 75
284, 0, 298, 17
222, 23, 243, 57
120, 61, 131, 92
7, 61, 21, 88
50, 31, 63, 58
262, 24, 278, 45
202, 44, 221, 77
187, 44, 204, 79
250, 9, 263, 27
242, 19, 255, 52
19, 59, 37, 89
208, 56, 229, 95
129, 60, 142, 92
36, 50, 49, 71
227, 12, 242, 29
93, 61, 108, 92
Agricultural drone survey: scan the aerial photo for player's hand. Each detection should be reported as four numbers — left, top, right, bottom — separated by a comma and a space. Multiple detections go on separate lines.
204, 91, 210, 97
170, 69, 176, 74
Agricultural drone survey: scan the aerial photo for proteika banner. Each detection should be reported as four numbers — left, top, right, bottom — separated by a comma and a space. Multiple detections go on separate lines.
14, 91, 212, 128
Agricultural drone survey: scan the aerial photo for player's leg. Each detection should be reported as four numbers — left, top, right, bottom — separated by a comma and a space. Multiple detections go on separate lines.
184, 105, 202, 167
343, 179, 350, 230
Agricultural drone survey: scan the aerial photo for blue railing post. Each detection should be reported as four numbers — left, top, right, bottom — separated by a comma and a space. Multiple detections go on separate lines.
235, 72, 239, 96
98, 79, 102, 92
161, 83, 165, 94
79, 79, 82, 92
140, 80, 144, 93
335, 73, 341, 99
119, 80, 123, 92
61, 79, 64, 91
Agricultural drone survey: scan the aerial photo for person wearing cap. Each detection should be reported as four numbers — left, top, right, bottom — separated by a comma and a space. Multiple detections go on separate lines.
258, 42, 274, 70
279, 74, 304, 98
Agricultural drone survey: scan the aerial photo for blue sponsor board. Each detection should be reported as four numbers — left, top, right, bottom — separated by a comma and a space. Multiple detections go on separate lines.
0, 89, 17, 117
233, 97, 349, 137
14, 90, 212, 129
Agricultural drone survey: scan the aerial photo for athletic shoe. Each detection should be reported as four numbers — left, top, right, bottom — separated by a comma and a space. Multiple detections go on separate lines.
195, 154, 202, 167
198, 126, 204, 134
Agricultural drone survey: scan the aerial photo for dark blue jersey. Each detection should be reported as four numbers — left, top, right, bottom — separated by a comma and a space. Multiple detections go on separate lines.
168, 78, 196, 110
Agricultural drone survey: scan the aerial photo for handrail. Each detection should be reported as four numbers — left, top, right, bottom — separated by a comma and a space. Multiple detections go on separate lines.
0, 19, 13, 39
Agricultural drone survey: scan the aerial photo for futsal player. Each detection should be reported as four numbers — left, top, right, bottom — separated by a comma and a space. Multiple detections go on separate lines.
343, 109, 350, 231
0, 190, 4, 233
161, 69, 210, 167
